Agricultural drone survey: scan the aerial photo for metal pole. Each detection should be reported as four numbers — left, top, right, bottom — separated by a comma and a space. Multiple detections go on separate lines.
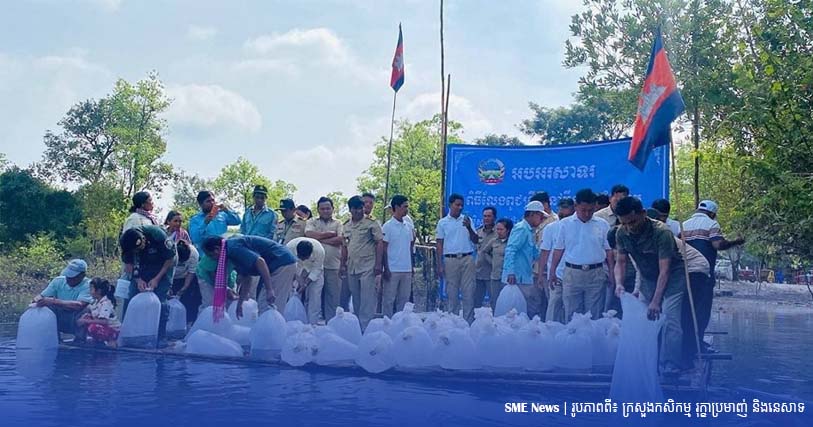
382, 91, 398, 222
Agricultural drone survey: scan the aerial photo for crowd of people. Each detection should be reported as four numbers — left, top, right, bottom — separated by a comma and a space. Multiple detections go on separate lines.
31, 182, 745, 374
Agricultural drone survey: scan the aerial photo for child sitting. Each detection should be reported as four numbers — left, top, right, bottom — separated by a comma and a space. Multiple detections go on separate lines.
77, 278, 121, 347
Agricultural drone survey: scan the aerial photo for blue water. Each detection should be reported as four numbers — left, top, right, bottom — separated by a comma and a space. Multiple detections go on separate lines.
0, 298, 811, 427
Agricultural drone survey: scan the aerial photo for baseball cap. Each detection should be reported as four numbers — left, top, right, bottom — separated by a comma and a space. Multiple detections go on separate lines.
253, 185, 268, 196
646, 208, 661, 220
698, 200, 719, 214
524, 201, 549, 216
277, 198, 296, 210
61, 259, 87, 278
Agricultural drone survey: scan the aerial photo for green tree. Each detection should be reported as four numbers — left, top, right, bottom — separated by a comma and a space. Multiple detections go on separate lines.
472, 134, 523, 146
520, 96, 630, 144
357, 115, 462, 243
310, 191, 350, 223
75, 181, 128, 260
211, 157, 296, 213
0, 153, 9, 172
39, 72, 174, 198
173, 170, 214, 220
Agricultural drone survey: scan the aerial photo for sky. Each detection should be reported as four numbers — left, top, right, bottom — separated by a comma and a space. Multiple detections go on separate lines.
0, 0, 587, 208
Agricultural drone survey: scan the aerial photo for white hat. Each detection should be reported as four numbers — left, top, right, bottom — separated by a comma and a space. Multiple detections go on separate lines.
524, 201, 549, 216
698, 200, 719, 214
61, 259, 87, 278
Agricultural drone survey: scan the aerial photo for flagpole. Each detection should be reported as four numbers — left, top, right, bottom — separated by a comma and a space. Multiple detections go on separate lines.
668, 132, 705, 369
382, 91, 398, 222
439, 0, 446, 219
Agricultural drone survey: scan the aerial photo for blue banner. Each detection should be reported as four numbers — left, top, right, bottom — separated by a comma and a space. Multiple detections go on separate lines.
444, 138, 669, 225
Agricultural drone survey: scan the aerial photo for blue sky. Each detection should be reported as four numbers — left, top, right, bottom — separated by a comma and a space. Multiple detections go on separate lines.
0, 0, 586, 206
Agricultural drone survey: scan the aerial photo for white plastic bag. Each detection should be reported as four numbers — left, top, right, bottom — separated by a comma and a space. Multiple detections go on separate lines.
394, 326, 435, 368
114, 278, 131, 300
388, 302, 422, 340
469, 306, 495, 343
422, 311, 455, 344
281, 332, 318, 367
283, 294, 308, 324
517, 317, 555, 371
166, 298, 187, 340
231, 325, 251, 347
16, 306, 58, 350
228, 299, 259, 327
285, 320, 313, 337
119, 292, 161, 349
186, 306, 236, 342
355, 331, 396, 373
610, 293, 665, 402
327, 307, 362, 345
314, 332, 357, 366
185, 330, 243, 358
477, 321, 521, 368
364, 316, 391, 336
553, 313, 593, 371
249, 307, 287, 360
494, 284, 527, 316
437, 328, 481, 370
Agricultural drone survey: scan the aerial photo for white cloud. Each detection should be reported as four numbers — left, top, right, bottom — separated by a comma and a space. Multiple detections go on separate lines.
230, 58, 297, 75
403, 92, 494, 139
186, 25, 218, 41
242, 27, 379, 83
165, 84, 262, 133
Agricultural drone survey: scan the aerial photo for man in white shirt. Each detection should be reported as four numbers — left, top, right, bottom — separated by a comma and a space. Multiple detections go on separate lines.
594, 184, 629, 227
382, 195, 415, 317
537, 197, 575, 323
287, 237, 326, 324
436, 193, 479, 322
550, 189, 615, 321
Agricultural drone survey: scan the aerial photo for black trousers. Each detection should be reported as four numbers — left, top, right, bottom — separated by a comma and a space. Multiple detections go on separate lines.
682, 272, 714, 362
171, 276, 201, 323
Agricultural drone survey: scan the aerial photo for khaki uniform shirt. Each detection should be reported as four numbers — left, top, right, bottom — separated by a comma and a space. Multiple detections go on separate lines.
276, 217, 307, 244
305, 218, 344, 270
487, 238, 508, 281
594, 206, 619, 227
475, 226, 498, 280
343, 217, 384, 274
532, 213, 558, 276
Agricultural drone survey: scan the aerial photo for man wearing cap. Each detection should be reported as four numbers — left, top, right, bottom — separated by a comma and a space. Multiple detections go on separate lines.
537, 197, 575, 323
240, 185, 277, 239
276, 198, 307, 245
189, 190, 241, 252
340, 196, 384, 329
681, 200, 744, 352
436, 193, 479, 322
119, 225, 178, 343
550, 188, 615, 321
33, 259, 93, 337
614, 197, 687, 373
503, 201, 549, 319
594, 184, 630, 227
286, 237, 325, 324
529, 192, 559, 311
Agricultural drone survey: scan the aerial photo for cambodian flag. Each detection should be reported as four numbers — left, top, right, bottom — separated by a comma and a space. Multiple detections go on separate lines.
390, 24, 404, 92
629, 29, 685, 170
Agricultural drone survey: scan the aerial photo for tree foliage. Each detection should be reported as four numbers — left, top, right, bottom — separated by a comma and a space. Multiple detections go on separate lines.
211, 157, 296, 214
39, 72, 174, 198
357, 115, 463, 243
520, 95, 630, 143
472, 134, 523, 146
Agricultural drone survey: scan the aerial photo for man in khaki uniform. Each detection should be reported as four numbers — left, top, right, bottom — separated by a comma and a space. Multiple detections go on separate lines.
474, 207, 498, 308
362, 192, 378, 222
275, 198, 306, 244
305, 196, 344, 321
529, 192, 558, 311
341, 195, 384, 330
594, 184, 629, 227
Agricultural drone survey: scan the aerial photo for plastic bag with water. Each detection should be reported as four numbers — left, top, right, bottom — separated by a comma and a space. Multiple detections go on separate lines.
327, 307, 362, 345
119, 292, 161, 349
186, 306, 237, 342
553, 313, 592, 371
477, 321, 521, 368
388, 302, 422, 340
281, 331, 319, 367
314, 332, 357, 366
394, 325, 435, 368
355, 331, 396, 373
228, 299, 259, 327
610, 293, 665, 402
364, 316, 391, 336
437, 328, 481, 370
494, 284, 527, 317
422, 311, 456, 344
185, 329, 243, 358
166, 298, 187, 340
469, 306, 495, 343
517, 316, 555, 371
283, 294, 308, 324
16, 306, 58, 350
249, 307, 287, 360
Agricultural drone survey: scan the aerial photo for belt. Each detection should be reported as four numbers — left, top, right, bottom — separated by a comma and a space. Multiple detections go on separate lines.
565, 262, 603, 271
444, 252, 473, 259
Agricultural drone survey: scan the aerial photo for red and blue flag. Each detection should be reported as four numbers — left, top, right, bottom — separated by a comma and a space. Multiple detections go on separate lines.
390, 24, 404, 92
629, 29, 685, 170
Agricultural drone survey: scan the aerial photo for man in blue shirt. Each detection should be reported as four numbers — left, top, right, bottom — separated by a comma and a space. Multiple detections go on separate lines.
240, 185, 277, 239
503, 201, 549, 319
189, 190, 241, 251
33, 259, 93, 338
202, 235, 297, 318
